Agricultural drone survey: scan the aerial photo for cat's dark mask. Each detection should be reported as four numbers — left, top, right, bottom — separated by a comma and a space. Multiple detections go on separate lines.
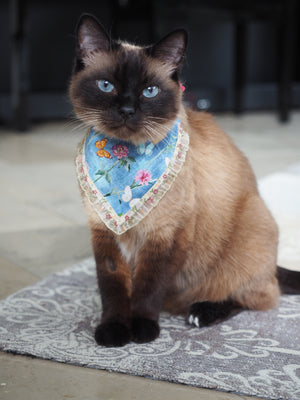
69, 14, 188, 143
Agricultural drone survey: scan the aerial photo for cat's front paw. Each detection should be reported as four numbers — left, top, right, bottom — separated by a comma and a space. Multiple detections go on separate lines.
131, 317, 160, 343
95, 321, 131, 347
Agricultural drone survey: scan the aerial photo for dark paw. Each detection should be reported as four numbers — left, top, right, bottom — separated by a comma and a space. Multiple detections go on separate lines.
131, 317, 160, 344
95, 321, 131, 347
188, 301, 238, 328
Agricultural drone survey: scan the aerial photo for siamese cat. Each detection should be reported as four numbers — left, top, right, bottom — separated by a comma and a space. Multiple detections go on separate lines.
69, 14, 300, 347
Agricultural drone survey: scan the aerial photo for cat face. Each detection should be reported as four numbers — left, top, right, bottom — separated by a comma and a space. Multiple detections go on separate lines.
69, 14, 187, 143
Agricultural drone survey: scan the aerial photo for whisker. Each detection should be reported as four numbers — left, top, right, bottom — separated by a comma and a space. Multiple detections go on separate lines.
143, 120, 172, 144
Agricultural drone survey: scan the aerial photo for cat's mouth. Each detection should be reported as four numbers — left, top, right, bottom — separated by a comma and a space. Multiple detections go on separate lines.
102, 119, 144, 142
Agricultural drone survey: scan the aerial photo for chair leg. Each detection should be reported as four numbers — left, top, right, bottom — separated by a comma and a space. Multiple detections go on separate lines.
278, 0, 296, 123
234, 18, 247, 115
10, 0, 29, 131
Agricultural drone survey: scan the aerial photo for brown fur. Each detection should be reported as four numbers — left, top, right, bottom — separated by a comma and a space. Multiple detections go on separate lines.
85, 110, 279, 315
70, 15, 280, 346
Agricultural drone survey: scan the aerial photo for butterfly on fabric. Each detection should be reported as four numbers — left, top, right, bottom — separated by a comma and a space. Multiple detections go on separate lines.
95, 139, 112, 159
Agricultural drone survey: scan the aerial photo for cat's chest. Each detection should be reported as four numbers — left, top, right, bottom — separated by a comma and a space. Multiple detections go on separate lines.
118, 240, 138, 267
116, 231, 147, 268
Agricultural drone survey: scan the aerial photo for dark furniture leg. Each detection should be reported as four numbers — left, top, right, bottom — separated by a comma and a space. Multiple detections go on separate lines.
278, 0, 296, 123
234, 17, 247, 115
10, 0, 29, 131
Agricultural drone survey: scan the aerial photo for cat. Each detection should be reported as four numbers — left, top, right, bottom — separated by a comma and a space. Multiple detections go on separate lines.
69, 14, 300, 347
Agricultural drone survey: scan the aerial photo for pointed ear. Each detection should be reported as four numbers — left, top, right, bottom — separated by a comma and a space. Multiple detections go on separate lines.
75, 14, 111, 64
150, 30, 188, 70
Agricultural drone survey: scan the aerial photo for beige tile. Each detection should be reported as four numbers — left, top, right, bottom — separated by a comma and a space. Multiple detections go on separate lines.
0, 258, 38, 299
0, 195, 76, 233
216, 111, 300, 178
0, 132, 74, 165
0, 226, 92, 278
0, 162, 86, 232
215, 111, 300, 135
0, 120, 85, 166
0, 352, 256, 400
26, 120, 85, 151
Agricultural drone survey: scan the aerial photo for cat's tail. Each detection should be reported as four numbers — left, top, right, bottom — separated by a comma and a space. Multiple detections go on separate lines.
277, 266, 300, 294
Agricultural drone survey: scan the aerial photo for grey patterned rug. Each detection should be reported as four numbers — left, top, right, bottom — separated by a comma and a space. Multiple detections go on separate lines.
0, 258, 299, 400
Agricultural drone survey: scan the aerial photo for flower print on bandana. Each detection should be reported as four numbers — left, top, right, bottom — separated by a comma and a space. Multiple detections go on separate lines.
112, 144, 129, 159
134, 169, 152, 186
76, 119, 189, 234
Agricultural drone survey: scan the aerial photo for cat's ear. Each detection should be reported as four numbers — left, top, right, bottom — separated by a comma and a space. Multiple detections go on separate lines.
150, 30, 188, 71
75, 14, 112, 69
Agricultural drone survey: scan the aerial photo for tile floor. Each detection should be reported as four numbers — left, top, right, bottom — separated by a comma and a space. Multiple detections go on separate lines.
0, 111, 300, 399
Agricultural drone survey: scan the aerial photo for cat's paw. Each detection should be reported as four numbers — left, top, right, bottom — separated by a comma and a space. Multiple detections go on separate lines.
188, 301, 237, 328
94, 321, 131, 347
131, 317, 160, 343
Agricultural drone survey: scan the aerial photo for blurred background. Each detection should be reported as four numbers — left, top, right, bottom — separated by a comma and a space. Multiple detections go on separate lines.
1, 2, 300, 398
0, 0, 300, 130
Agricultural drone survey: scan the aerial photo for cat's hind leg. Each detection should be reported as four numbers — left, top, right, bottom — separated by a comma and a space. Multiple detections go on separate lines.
187, 194, 279, 328
231, 275, 280, 312
187, 300, 241, 328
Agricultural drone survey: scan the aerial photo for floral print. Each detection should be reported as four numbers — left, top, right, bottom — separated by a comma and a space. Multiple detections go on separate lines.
112, 144, 129, 159
76, 119, 189, 234
134, 169, 152, 186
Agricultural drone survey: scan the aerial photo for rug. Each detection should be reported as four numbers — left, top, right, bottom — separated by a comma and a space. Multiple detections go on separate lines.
0, 257, 299, 400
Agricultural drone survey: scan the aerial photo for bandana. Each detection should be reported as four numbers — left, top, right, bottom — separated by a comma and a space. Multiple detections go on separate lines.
76, 119, 189, 235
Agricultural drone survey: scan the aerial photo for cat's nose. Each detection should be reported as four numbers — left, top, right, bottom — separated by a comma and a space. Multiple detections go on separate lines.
120, 105, 135, 118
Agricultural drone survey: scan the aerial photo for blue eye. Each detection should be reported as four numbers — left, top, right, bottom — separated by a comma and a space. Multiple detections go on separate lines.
143, 86, 159, 98
97, 80, 114, 93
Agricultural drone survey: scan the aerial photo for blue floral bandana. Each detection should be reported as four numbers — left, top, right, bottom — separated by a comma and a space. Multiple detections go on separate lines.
76, 119, 189, 234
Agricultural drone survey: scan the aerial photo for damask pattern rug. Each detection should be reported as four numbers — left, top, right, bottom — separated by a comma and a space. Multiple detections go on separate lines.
0, 257, 299, 400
